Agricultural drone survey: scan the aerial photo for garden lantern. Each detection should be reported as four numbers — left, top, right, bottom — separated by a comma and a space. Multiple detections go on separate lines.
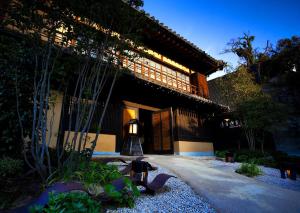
121, 119, 143, 156
128, 119, 138, 135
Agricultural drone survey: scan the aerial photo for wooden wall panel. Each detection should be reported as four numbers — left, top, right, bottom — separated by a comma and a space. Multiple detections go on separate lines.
152, 112, 162, 151
152, 108, 173, 153
174, 108, 208, 141
190, 73, 209, 98
161, 110, 171, 150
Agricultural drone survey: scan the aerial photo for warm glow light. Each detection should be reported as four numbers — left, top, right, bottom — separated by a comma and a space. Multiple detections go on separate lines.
129, 123, 138, 134
292, 64, 297, 72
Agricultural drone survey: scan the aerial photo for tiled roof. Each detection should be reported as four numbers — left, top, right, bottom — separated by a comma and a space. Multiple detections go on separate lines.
141, 11, 225, 68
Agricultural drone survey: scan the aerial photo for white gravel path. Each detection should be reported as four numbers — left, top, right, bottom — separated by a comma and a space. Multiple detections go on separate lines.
106, 164, 216, 213
208, 160, 300, 192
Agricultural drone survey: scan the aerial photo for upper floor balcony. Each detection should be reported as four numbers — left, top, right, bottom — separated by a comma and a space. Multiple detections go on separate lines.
122, 56, 210, 100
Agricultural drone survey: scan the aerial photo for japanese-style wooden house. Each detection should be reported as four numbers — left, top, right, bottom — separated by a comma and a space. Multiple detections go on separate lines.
48, 13, 226, 157
2, 1, 226, 156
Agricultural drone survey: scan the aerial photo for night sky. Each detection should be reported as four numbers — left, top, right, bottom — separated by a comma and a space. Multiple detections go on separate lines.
143, 0, 300, 79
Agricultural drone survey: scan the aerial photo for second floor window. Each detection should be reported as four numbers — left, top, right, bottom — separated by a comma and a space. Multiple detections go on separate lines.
123, 56, 191, 92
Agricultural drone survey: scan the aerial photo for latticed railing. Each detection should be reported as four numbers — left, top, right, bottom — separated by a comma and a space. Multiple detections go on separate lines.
122, 58, 198, 95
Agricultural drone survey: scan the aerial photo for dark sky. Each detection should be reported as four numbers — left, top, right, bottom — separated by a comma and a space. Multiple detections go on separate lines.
143, 0, 300, 79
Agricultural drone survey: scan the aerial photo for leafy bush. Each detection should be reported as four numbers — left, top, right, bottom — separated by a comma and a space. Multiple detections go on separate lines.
0, 157, 23, 178
0, 35, 34, 158
215, 150, 227, 158
236, 163, 262, 177
76, 161, 122, 186
50, 160, 122, 187
30, 192, 101, 213
104, 177, 140, 208
233, 150, 277, 168
235, 154, 249, 162
47, 161, 140, 208
234, 150, 265, 160
254, 157, 277, 168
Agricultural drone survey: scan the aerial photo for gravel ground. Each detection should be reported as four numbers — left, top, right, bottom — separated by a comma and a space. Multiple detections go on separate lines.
208, 160, 300, 192
106, 163, 216, 213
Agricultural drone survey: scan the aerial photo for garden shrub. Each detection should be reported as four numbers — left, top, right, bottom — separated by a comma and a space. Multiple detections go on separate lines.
0, 34, 34, 158
0, 157, 23, 178
236, 163, 262, 177
50, 160, 122, 187
235, 154, 249, 162
215, 150, 227, 158
233, 150, 277, 168
254, 157, 277, 168
77, 161, 122, 186
46, 160, 140, 208
30, 192, 101, 213
104, 177, 140, 208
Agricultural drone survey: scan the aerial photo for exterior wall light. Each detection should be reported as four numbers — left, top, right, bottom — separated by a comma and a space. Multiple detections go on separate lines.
220, 118, 241, 128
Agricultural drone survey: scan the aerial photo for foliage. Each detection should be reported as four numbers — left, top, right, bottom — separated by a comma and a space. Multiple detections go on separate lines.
238, 95, 286, 131
216, 33, 289, 152
73, 161, 122, 187
104, 177, 140, 208
30, 192, 101, 213
2, 0, 145, 181
44, 160, 140, 208
210, 66, 283, 151
223, 33, 257, 67
234, 154, 249, 162
0, 34, 34, 157
0, 157, 24, 209
210, 66, 262, 110
48, 160, 122, 187
215, 150, 227, 158
261, 36, 300, 83
236, 163, 262, 177
234, 150, 277, 168
0, 157, 23, 178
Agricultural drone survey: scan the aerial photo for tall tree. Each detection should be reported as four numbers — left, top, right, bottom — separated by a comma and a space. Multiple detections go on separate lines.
223, 33, 257, 68
1, 0, 145, 181
211, 33, 287, 152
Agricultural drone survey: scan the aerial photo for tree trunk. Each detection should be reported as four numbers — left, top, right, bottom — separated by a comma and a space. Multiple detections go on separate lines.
244, 128, 255, 151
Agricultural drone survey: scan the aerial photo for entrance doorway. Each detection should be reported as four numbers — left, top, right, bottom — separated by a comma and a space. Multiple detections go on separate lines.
139, 108, 174, 154
122, 104, 174, 154
139, 109, 153, 153
152, 108, 174, 154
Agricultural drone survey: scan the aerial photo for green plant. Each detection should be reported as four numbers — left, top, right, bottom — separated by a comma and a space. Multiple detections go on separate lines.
104, 177, 140, 208
233, 150, 277, 168
235, 154, 249, 162
0, 35, 34, 158
80, 161, 122, 185
0, 157, 23, 178
48, 160, 122, 188
215, 150, 227, 158
30, 192, 101, 213
253, 157, 277, 168
236, 163, 262, 177
71, 161, 122, 187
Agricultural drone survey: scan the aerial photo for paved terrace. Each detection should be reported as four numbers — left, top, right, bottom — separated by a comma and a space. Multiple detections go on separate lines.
145, 155, 300, 213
